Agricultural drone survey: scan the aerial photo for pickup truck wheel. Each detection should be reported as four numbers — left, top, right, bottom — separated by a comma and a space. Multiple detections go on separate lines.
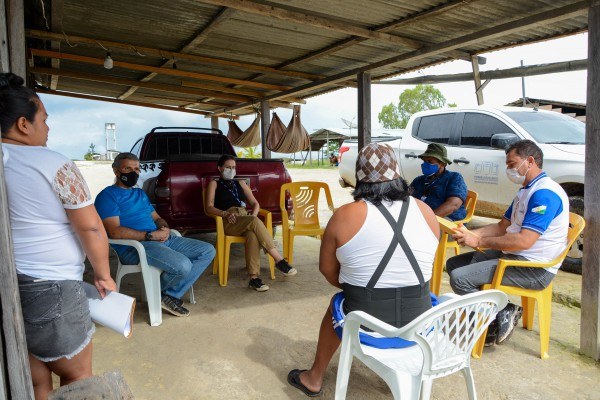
562, 195, 584, 275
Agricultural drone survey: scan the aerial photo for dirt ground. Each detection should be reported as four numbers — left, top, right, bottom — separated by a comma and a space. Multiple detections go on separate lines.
77, 163, 600, 400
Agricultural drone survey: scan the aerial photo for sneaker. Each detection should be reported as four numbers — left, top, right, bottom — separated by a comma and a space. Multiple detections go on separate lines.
249, 277, 269, 292
276, 259, 297, 276
485, 319, 499, 347
496, 303, 523, 344
161, 294, 190, 317
163, 292, 184, 307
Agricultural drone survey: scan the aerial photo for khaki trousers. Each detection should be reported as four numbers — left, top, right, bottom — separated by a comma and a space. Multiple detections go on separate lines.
223, 207, 275, 276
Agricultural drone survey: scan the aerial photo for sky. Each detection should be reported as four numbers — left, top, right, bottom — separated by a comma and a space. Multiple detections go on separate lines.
39, 33, 588, 160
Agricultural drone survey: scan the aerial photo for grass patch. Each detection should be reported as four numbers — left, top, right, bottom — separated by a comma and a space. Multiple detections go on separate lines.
285, 162, 338, 169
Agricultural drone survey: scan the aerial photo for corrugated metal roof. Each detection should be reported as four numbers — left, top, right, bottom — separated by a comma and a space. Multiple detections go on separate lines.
25, 0, 589, 116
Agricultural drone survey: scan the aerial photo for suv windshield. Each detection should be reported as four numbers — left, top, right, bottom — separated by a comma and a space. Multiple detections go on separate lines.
505, 111, 585, 144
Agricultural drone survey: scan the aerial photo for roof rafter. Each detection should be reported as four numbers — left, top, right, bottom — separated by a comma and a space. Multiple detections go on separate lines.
29, 66, 252, 102
25, 29, 321, 80
223, 0, 590, 113
36, 88, 240, 118
29, 48, 291, 90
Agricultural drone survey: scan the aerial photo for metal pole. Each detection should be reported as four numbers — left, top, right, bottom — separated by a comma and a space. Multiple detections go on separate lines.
521, 60, 526, 106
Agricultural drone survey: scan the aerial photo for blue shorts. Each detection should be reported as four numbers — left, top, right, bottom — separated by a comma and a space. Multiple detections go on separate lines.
331, 292, 439, 349
18, 274, 95, 362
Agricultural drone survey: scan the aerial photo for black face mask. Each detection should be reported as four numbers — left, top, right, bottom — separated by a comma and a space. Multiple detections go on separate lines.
118, 171, 139, 187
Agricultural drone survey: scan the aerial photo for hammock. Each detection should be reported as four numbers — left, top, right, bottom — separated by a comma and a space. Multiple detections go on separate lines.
227, 113, 261, 148
266, 105, 310, 153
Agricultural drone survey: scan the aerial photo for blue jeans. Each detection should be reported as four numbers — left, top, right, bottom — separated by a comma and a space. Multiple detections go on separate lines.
117, 235, 215, 299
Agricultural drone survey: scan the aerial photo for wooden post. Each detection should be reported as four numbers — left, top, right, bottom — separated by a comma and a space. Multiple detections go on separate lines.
357, 72, 371, 151
7, 0, 25, 78
0, 0, 10, 72
211, 115, 219, 133
471, 55, 484, 105
581, 0, 600, 361
0, 143, 35, 398
260, 100, 271, 159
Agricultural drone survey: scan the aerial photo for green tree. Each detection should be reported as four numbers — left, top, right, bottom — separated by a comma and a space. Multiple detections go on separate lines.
240, 146, 261, 159
83, 142, 96, 161
378, 84, 456, 129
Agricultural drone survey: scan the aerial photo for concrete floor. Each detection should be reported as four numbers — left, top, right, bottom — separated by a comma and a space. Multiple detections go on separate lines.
79, 165, 599, 399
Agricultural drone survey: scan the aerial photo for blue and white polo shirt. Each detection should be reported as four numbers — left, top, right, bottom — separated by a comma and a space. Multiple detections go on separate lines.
503, 172, 569, 274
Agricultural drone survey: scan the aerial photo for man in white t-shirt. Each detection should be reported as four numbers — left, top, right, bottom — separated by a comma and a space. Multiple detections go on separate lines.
449, 140, 569, 346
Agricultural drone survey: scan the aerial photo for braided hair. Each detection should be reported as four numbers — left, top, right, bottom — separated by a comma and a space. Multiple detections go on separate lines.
0, 73, 39, 136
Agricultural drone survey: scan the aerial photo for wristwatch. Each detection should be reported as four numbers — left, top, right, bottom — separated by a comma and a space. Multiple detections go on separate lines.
145, 231, 153, 241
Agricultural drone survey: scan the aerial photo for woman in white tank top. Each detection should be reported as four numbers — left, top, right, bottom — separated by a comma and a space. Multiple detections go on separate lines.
288, 143, 440, 396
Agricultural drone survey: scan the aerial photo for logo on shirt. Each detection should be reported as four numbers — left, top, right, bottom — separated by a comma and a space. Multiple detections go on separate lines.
532, 205, 547, 214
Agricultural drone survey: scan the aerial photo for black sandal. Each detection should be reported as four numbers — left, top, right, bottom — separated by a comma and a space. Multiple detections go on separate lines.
287, 369, 322, 397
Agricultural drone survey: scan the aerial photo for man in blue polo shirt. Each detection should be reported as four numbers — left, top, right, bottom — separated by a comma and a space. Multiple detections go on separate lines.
448, 140, 569, 346
409, 143, 467, 221
95, 153, 215, 317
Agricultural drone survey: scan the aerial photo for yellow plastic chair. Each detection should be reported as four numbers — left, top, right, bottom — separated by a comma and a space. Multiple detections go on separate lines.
203, 187, 275, 287
472, 212, 585, 359
280, 182, 334, 264
430, 190, 478, 295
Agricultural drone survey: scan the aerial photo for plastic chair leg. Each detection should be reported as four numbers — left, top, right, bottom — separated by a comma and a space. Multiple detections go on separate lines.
538, 291, 552, 359
472, 329, 485, 358
141, 266, 163, 327
462, 367, 477, 400
334, 343, 354, 400
222, 240, 232, 287
212, 251, 219, 275
188, 287, 196, 304
267, 254, 275, 280
420, 378, 433, 400
523, 297, 535, 330
116, 263, 125, 291
288, 234, 295, 265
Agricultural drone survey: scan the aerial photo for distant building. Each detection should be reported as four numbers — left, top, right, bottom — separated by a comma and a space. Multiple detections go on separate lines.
505, 97, 586, 122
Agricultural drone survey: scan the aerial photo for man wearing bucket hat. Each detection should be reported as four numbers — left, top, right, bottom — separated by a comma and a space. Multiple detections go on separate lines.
287, 143, 440, 397
409, 143, 468, 221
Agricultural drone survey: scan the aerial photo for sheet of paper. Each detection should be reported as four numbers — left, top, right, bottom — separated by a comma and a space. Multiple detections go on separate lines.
83, 282, 136, 338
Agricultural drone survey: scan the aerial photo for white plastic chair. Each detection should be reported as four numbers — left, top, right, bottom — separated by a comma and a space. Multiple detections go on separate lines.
334, 290, 508, 400
109, 230, 195, 327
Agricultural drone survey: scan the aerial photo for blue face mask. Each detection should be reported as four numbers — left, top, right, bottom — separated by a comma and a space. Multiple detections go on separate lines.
421, 161, 439, 176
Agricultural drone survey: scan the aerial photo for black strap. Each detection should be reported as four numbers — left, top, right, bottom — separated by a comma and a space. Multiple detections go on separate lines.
366, 199, 426, 289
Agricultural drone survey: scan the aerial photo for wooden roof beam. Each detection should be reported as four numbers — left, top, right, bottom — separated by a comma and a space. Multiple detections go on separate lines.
25, 29, 320, 81
35, 88, 241, 117
180, 80, 305, 103
28, 66, 252, 102
29, 48, 291, 91
375, 59, 588, 85
118, 7, 236, 100
222, 1, 590, 113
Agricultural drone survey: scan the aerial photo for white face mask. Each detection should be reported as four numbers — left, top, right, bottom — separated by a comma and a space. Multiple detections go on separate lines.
222, 168, 236, 180
505, 159, 529, 185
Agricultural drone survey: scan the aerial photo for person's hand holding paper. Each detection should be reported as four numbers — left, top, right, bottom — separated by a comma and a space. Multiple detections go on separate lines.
452, 223, 481, 248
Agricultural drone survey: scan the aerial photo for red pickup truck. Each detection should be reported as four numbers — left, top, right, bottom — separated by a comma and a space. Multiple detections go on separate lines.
130, 127, 291, 232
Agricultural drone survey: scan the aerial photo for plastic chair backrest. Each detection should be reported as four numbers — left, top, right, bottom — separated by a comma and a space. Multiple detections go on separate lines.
462, 190, 478, 222
406, 291, 506, 376
280, 182, 333, 229
560, 212, 585, 262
